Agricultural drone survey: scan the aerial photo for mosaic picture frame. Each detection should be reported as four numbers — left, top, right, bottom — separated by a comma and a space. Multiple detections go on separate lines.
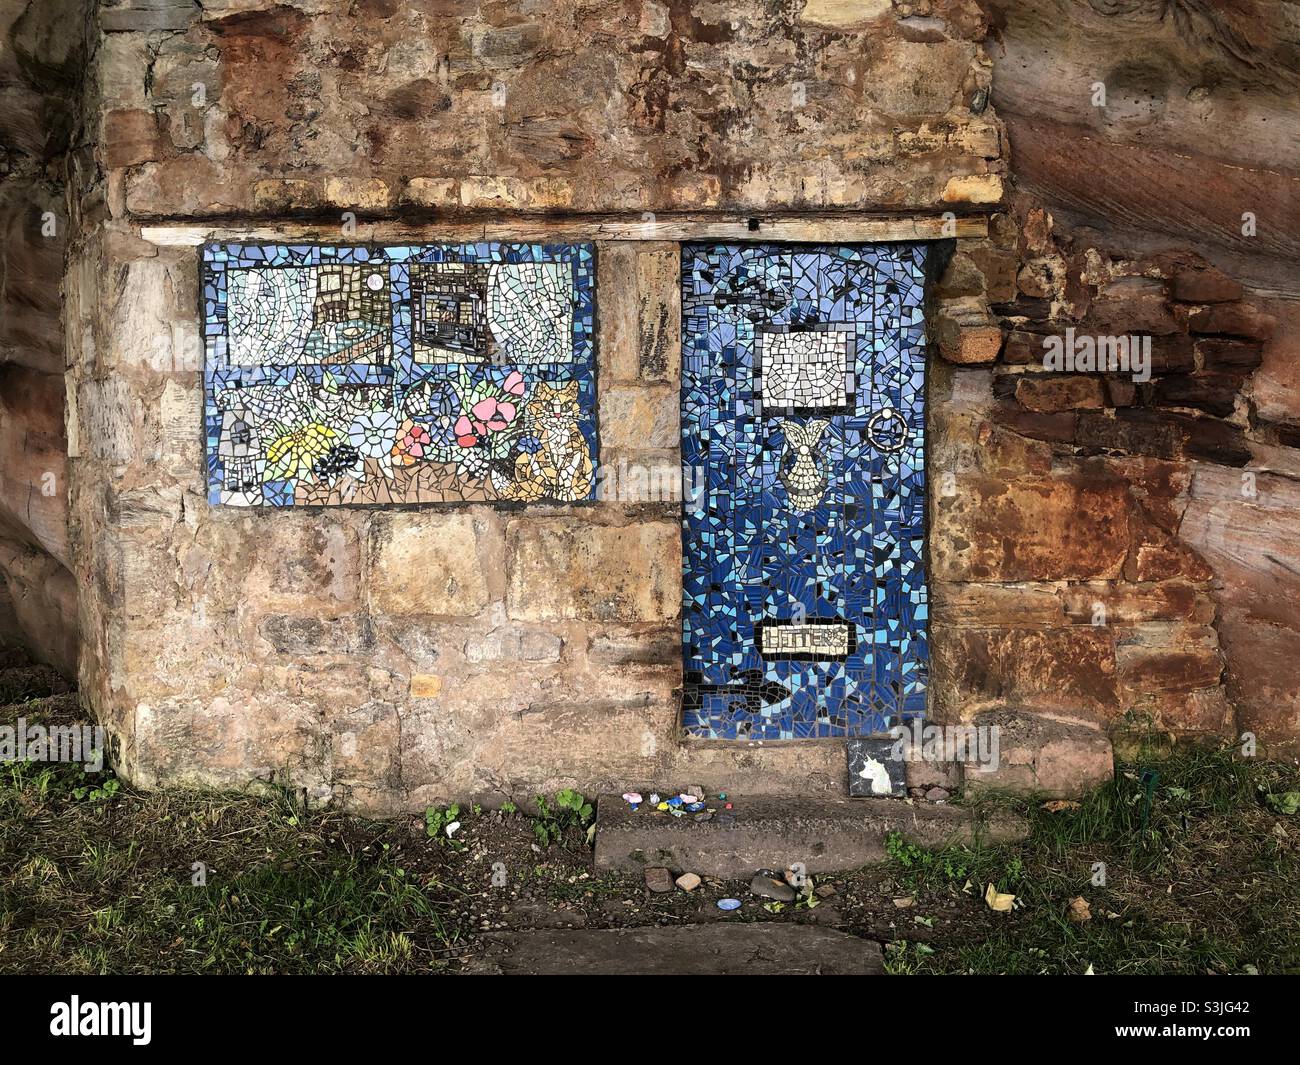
201, 242, 597, 507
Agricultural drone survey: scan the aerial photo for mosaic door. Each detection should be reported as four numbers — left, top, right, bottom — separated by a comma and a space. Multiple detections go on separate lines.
681, 243, 930, 740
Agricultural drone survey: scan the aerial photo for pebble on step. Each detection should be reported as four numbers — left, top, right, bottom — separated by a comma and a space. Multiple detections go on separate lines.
644, 867, 675, 893
675, 872, 701, 892
749, 874, 796, 902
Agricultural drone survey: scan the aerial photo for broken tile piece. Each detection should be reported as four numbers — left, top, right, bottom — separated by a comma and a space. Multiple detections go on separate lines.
847, 735, 906, 797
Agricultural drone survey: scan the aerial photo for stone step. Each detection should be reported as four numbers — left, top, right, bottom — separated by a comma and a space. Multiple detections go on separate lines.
461, 925, 884, 975
593, 793, 1028, 878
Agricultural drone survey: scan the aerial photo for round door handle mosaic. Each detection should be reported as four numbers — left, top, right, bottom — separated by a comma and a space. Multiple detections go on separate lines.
866, 407, 909, 452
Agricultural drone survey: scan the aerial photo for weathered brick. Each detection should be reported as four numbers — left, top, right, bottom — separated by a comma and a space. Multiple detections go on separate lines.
1181, 302, 1275, 340
1170, 265, 1244, 304
1149, 372, 1241, 418
1014, 374, 1106, 412
1196, 338, 1263, 371
932, 473, 1130, 581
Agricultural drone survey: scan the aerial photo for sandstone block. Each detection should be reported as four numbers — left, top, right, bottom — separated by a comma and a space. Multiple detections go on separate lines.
402, 177, 459, 207
324, 177, 392, 211
599, 385, 678, 450
798, 0, 893, 30
506, 520, 678, 623
933, 626, 1119, 720
941, 174, 1004, 204
1150, 372, 1241, 418
938, 320, 1003, 365
252, 179, 324, 212
931, 583, 1065, 628
1014, 374, 1106, 412
1060, 583, 1211, 625
1196, 338, 1263, 371
1117, 627, 1224, 695
932, 473, 1129, 581
1170, 265, 1244, 304
102, 109, 169, 168
370, 513, 488, 616
464, 627, 563, 664
587, 627, 679, 666
1181, 302, 1274, 341
240, 519, 363, 609
964, 710, 1114, 798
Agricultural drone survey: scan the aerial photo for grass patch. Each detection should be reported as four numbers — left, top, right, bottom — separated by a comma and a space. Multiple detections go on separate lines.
0, 750, 470, 973
4, 664, 1298, 975
880, 746, 1300, 974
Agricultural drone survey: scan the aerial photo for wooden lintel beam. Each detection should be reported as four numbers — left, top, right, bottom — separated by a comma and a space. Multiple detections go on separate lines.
139, 214, 989, 247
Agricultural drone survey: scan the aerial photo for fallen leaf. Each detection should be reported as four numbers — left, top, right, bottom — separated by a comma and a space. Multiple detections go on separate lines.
1042, 800, 1082, 812
1068, 896, 1092, 923
984, 883, 1015, 912
1265, 791, 1300, 815
892, 896, 915, 909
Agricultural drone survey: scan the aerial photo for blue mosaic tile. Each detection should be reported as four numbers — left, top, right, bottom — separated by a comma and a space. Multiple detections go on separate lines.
681, 243, 930, 740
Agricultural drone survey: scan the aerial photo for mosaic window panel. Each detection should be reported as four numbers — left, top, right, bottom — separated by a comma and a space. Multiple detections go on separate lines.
757, 327, 854, 412
681, 243, 930, 740
202, 242, 597, 506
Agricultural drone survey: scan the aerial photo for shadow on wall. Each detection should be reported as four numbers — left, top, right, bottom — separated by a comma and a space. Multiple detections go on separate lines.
0, 0, 89, 677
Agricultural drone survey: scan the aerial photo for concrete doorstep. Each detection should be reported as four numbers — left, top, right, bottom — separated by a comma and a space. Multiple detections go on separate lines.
593, 793, 1029, 879
462, 924, 884, 975
462, 794, 1016, 974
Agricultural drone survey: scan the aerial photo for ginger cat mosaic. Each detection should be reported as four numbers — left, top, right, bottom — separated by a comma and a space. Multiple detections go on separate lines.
493, 380, 594, 502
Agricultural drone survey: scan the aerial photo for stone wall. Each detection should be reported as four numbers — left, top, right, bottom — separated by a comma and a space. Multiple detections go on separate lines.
930, 194, 1293, 759
52, 0, 1300, 812
100, 0, 1002, 219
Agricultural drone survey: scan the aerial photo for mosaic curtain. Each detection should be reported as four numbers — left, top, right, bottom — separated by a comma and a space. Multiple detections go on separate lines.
681, 243, 930, 740
201, 242, 597, 506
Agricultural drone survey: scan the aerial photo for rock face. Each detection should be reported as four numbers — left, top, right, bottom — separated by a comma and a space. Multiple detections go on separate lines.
21, 0, 1299, 812
0, 0, 82, 676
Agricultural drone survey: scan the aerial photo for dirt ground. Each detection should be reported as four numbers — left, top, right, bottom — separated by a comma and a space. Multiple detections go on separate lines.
3, 649, 1298, 975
